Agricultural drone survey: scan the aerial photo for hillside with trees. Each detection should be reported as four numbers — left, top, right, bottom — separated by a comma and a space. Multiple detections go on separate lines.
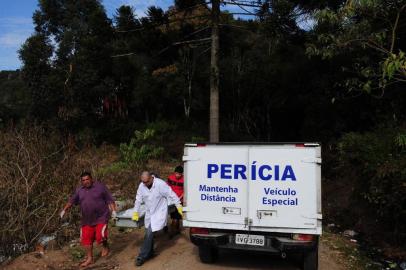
0, 0, 405, 265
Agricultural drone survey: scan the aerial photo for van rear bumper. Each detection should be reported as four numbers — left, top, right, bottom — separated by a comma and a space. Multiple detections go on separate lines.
190, 233, 317, 253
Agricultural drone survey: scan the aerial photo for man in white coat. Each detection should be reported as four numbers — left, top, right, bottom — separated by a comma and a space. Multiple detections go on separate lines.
132, 171, 182, 266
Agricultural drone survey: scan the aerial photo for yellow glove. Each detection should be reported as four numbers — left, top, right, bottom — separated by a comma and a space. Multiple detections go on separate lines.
176, 205, 183, 218
132, 212, 139, 221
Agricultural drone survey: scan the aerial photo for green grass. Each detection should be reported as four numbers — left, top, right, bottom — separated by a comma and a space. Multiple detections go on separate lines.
69, 246, 85, 261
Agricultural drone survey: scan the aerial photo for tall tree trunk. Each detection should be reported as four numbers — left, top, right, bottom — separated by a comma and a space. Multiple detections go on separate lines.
209, 0, 220, 142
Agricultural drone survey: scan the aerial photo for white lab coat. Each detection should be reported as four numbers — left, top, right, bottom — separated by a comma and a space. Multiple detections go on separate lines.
133, 177, 180, 232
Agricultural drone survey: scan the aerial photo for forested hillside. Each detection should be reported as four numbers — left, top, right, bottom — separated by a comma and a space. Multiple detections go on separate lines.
0, 0, 405, 263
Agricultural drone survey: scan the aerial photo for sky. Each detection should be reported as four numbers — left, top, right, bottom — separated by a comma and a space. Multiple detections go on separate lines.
0, 0, 176, 71
0, 1, 310, 71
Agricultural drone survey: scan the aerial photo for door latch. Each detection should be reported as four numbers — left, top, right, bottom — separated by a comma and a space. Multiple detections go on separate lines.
257, 210, 277, 219
223, 207, 241, 215
301, 157, 322, 165
244, 217, 253, 226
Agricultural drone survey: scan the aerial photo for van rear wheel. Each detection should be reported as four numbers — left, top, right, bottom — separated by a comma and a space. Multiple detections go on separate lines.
198, 245, 218, 263
301, 247, 318, 270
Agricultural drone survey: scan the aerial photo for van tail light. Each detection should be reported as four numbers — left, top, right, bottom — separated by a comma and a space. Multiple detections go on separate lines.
292, 234, 314, 241
190, 227, 210, 235
197, 143, 206, 147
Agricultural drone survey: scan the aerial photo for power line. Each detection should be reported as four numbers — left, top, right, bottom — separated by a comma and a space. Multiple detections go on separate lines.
115, 0, 262, 34
172, 37, 212, 46
115, 14, 211, 33
115, 2, 211, 33
112, 32, 211, 58
156, 25, 210, 55
222, 0, 262, 8
226, 12, 258, 16
110, 52, 136, 58
181, 26, 211, 40
227, 0, 258, 16
111, 0, 260, 58
197, 46, 211, 57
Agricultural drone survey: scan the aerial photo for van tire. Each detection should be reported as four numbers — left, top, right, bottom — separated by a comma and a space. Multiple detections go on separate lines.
302, 247, 318, 270
198, 245, 218, 263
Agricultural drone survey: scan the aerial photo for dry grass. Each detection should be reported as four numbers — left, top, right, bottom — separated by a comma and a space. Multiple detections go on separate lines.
0, 126, 118, 258
0, 125, 182, 260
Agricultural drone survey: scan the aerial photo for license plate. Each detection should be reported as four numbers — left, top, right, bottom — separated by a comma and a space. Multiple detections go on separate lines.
235, 234, 265, 246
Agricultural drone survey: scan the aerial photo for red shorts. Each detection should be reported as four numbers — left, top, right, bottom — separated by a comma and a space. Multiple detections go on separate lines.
80, 224, 108, 246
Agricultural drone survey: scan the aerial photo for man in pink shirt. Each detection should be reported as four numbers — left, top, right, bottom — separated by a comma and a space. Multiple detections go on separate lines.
60, 172, 116, 267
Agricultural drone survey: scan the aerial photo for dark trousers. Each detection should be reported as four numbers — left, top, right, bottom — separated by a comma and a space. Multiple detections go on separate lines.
138, 225, 154, 260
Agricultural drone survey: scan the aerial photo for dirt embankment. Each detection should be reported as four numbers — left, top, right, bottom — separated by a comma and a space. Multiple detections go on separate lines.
2, 227, 349, 270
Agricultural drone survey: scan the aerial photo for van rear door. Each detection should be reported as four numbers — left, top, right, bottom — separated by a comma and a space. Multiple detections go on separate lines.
183, 145, 248, 227
247, 145, 321, 230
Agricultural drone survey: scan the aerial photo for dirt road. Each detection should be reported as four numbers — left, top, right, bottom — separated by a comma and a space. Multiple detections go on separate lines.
2, 227, 347, 270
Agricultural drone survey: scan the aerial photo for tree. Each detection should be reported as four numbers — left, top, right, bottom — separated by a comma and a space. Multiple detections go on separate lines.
20, 0, 114, 128
307, 0, 406, 95
19, 34, 54, 118
110, 6, 140, 119
114, 5, 140, 30
209, 0, 220, 142
0, 71, 30, 123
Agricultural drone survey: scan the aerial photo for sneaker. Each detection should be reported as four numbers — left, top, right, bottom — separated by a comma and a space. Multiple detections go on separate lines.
135, 258, 144, 266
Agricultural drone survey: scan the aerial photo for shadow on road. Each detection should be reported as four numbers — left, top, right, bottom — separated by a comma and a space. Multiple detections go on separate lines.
209, 248, 301, 270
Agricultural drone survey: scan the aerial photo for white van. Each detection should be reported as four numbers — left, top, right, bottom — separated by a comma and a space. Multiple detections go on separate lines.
182, 143, 322, 270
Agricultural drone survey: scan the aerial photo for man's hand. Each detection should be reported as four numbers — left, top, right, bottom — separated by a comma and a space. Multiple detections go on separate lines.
59, 210, 66, 219
132, 212, 139, 221
111, 210, 117, 220
60, 202, 72, 219
176, 205, 183, 218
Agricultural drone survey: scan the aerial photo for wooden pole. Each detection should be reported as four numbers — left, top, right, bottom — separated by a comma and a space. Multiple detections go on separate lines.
209, 0, 220, 142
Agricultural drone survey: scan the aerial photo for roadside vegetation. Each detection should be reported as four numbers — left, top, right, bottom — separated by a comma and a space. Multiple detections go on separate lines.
0, 0, 405, 265
0, 123, 184, 261
321, 230, 380, 270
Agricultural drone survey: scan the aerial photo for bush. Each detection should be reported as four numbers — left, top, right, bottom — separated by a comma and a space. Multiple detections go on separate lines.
99, 128, 164, 177
337, 127, 406, 242
119, 129, 164, 169
0, 125, 109, 259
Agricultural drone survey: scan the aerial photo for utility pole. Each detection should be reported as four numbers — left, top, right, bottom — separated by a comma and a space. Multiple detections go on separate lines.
209, 0, 220, 142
